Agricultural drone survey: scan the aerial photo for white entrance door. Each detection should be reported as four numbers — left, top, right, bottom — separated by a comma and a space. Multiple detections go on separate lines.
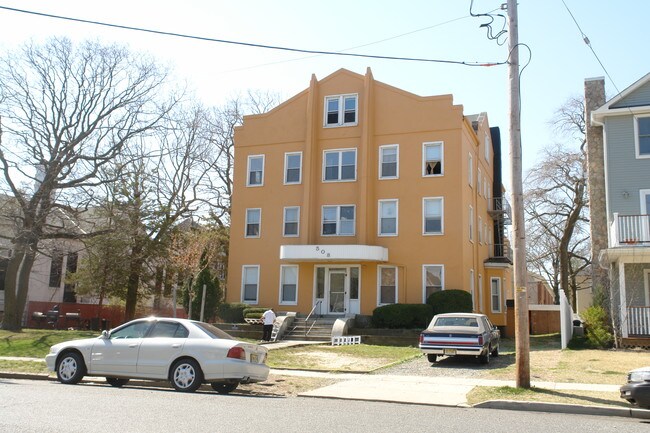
328, 268, 347, 314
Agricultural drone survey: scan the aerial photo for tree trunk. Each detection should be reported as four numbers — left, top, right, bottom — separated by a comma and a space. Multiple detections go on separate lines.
124, 242, 145, 322
1, 247, 25, 330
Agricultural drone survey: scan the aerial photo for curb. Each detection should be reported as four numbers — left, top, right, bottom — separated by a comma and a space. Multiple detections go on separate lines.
474, 399, 650, 419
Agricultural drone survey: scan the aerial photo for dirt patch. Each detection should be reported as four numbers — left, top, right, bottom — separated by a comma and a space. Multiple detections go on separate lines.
279, 349, 390, 371
237, 374, 338, 397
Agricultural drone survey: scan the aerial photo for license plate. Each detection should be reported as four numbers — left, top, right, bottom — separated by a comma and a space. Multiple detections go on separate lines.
250, 353, 258, 364
443, 349, 457, 355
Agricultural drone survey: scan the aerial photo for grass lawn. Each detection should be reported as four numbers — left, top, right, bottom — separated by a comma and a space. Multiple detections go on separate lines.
0, 329, 100, 358
468, 386, 627, 408
0, 359, 50, 375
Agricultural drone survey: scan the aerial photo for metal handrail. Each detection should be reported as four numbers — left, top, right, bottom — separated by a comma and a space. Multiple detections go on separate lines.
304, 300, 322, 337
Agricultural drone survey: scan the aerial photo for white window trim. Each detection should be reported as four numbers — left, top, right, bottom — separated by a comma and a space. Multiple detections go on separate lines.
284, 152, 303, 185
324, 94, 358, 127
469, 205, 474, 242
478, 274, 484, 313
377, 266, 398, 306
422, 197, 444, 236
644, 269, 650, 305
241, 265, 260, 305
484, 133, 491, 162
634, 116, 650, 159
641, 189, 650, 214
245, 208, 261, 238
422, 141, 444, 177
470, 269, 476, 312
246, 154, 265, 187
422, 264, 444, 303
322, 148, 358, 182
321, 204, 356, 236
283, 206, 300, 238
378, 199, 399, 237
490, 277, 502, 313
279, 265, 299, 305
478, 216, 483, 244
477, 168, 482, 197
379, 144, 399, 180
468, 153, 474, 187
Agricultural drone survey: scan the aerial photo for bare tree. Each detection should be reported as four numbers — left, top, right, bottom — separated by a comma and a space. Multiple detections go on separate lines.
0, 38, 174, 330
524, 97, 590, 311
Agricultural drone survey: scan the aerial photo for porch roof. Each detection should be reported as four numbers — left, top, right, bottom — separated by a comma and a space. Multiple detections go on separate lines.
599, 247, 650, 266
280, 245, 388, 262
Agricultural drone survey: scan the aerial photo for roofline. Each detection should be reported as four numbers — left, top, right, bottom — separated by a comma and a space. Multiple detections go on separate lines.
591, 72, 650, 124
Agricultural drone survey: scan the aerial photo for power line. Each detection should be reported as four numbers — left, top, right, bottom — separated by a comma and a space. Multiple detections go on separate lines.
0, 5, 506, 67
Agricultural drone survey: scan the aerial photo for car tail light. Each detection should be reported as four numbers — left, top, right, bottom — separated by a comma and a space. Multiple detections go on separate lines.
478, 335, 484, 346
227, 346, 246, 360
419, 334, 424, 344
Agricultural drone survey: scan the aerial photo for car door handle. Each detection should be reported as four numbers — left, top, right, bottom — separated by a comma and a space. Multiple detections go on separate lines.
128, 344, 138, 348
171, 344, 181, 348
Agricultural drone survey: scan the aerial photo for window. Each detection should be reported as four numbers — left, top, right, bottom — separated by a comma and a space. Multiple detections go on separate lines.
242, 265, 259, 303
469, 206, 474, 242
378, 199, 398, 236
324, 149, 356, 181
484, 133, 491, 162
637, 117, 650, 157
423, 142, 443, 176
110, 321, 152, 339
470, 269, 475, 311
284, 152, 302, 184
378, 266, 397, 305
247, 155, 264, 186
491, 277, 502, 313
477, 168, 482, 196
350, 267, 360, 300
468, 153, 473, 186
423, 265, 444, 302
280, 265, 298, 304
642, 189, 650, 214
325, 94, 358, 127
478, 216, 483, 244
322, 205, 355, 236
245, 208, 261, 238
63, 251, 78, 303
423, 197, 443, 235
148, 321, 189, 338
379, 145, 399, 179
478, 274, 483, 312
283, 207, 300, 237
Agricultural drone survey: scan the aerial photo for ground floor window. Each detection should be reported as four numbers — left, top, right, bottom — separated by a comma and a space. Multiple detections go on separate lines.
423, 265, 444, 302
280, 265, 298, 304
378, 266, 397, 305
242, 265, 259, 304
491, 277, 502, 313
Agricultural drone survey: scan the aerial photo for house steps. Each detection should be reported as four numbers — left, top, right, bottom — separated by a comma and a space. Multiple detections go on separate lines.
281, 316, 338, 342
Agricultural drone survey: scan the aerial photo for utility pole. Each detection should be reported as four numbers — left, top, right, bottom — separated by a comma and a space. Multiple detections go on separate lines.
507, 0, 530, 388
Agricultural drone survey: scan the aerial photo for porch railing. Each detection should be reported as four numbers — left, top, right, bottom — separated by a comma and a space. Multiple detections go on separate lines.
611, 213, 650, 246
488, 243, 513, 261
627, 306, 650, 336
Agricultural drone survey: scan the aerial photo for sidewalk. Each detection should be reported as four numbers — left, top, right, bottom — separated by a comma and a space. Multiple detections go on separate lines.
2, 346, 649, 420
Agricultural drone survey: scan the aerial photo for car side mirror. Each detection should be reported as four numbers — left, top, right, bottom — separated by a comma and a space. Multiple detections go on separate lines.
101, 330, 109, 339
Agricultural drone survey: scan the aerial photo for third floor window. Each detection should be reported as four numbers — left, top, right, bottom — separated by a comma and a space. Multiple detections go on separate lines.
324, 94, 358, 127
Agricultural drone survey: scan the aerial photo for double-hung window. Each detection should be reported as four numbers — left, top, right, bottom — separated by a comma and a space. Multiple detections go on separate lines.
284, 152, 302, 184
324, 94, 358, 127
379, 144, 399, 179
247, 155, 264, 186
423, 142, 443, 176
636, 116, 650, 158
478, 216, 483, 244
469, 205, 474, 242
242, 265, 259, 304
245, 208, 261, 238
324, 149, 356, 181
322, 205, 355, 236
423, 197, 443, 235
378, 199, 398, 236
491, 277, 502, 313
423, 265, 444, 302
378, 266, 397, 305
468, 153, 474, 186
283, 206, 299, 237
280, 265, 298, 305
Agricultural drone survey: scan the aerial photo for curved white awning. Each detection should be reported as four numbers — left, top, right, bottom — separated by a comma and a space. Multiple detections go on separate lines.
280, 245, 388, 262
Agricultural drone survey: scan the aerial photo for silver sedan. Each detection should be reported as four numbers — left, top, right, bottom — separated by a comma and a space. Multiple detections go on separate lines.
45, 317, 269, 394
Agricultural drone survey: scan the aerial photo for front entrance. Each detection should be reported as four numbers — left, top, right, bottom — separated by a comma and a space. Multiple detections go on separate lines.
315, 266, 360, 316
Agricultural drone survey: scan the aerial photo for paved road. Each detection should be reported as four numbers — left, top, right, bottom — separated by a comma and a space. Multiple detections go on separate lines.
1, 378, 648, 433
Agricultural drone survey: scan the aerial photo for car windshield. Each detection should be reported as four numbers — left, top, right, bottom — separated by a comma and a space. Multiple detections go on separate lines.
193, 321, 234, 340
435, 317, 479, 327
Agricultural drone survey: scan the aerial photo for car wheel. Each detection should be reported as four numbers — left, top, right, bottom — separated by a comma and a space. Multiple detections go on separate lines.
211, 382, 239, 394
426, 354, 437, 363
491, 344, 499, 357
170, 359, 203, 393
106, 377, 130, 387
56, 352, 86, 384
479, 349, 491, 365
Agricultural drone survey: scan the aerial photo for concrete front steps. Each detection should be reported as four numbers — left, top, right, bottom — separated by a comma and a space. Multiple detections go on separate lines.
281, 316, 337, 342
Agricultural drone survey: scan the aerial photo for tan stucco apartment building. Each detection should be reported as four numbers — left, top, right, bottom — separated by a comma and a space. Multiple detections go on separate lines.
226, 68, 512, 327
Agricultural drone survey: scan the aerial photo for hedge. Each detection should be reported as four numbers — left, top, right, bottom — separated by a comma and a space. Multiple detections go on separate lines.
426, 290, 473, 316
216, 303, 248, 323
243, 307, 267, 319
372, 303, 434, 329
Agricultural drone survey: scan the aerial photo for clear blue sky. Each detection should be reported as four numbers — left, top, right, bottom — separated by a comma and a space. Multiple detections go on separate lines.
0, 1, 647, 187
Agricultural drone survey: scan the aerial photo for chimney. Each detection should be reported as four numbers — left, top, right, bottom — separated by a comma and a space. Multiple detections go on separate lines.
584, 77, 608, 303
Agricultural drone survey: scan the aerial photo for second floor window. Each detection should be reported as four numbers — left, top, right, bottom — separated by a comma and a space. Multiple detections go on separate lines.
325, 94, 358, 127
637, 117, 650, 157
245, 208, 261, 238
423, 197, 443, 235
378, 199, 398, 236
247, 155, 264, 186
285, 152, 302, 184
324, 149, 356, 182
423, 142, 443, 176
283, 206, 299, 237
379, 145, 398, 179
322, 205, 355, 236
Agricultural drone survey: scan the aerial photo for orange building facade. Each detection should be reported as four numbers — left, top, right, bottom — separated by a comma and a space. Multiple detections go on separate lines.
226, 68, 512, 326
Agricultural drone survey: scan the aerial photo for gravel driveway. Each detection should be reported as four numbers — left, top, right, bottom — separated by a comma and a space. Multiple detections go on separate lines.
378, 351, 515, 379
